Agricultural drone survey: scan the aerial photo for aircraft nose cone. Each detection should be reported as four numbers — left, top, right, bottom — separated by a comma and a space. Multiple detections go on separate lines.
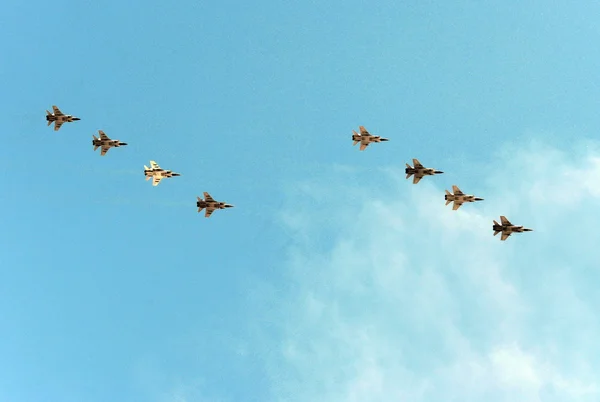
381, 138, 389, 141
121, 142, 128, 146
173, 173, 181, 176
74, 118, 81, 120
475, 198, 484, 201
226, 204, 234, 208
435, 171, 444, 174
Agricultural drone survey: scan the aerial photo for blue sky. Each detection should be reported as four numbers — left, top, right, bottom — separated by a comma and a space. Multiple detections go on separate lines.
2, 1, 600, 401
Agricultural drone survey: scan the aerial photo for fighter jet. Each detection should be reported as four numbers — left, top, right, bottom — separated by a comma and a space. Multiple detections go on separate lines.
352, 126, 389, 151
46, 105, 80, 131
196, 192, 234, 218
92, 130, 128, 156
143, 160, 181, 186
444, 185, 484, 210
405, 158, 443, 184
493, 216, 533, 241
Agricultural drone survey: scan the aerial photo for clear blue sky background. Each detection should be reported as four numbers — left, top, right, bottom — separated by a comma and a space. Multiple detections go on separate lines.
2, 1, 600, 401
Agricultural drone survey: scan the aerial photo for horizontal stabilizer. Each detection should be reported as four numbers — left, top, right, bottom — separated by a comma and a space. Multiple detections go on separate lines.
144, 165, 149, 170
405, 163, 412, 169
197, 207, 204, 212
46, 110, 52, 115
93, 135, 98, 140
47, 120, 52, 126
493, 220, 499, 226
353, 140, 359, 146
445, 200, 452, 206
145, 176, 151, 181
93, 145, 99, 151
494, 230, 500, 236
406, 173, 413, 179
445, 189, 452, 195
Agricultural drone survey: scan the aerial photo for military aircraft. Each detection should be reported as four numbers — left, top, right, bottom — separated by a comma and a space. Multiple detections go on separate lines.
92, 130, 127, 156
352, 126, 389, 151
444, 185, 484, 210
196, 192, 234, 218
143, 160, 180, 186
493, 216, 533, 241
46, 105, 80, 131
405, 158, 443, 184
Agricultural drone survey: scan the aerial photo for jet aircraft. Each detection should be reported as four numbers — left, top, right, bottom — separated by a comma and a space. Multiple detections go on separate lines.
46, 105, 80, 131
352, 126, 389, 151
493, 216, 533, 241
196, 192, 234, 218
92, 130, 127, 156
444, 185, 484, 210
143, 160, 180, 186
405, 159, 443, 184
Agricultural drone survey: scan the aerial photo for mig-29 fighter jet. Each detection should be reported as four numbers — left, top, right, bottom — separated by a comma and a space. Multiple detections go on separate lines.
444, 185, 484, 210
352, 126, 389, 151
493, 216, 533, 241
196, 192, 234, 218
92, 130, 128, 156
405, 159, 443, 184
46, 105, 80, 131
143, 160, 180, 186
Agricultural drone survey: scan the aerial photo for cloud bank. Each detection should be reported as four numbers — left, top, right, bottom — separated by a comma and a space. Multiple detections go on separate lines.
261, 138, 600, 402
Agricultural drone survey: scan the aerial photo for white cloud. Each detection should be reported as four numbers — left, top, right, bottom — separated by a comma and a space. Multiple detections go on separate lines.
260, 138, 600, 402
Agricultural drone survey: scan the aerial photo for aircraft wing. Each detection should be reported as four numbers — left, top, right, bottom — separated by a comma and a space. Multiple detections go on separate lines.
412, 173, 423, 184
500, 232, 511, 241
54, 120, 64, 131
52, 105, 63, 116
412, 158, 423, 168
205, 207, 215, 218
203, 192, 214, 202
152, 176, 163, 186
100, 145, 110, 156
452, 200, 463, 210
150, 160, 160, 170
500, 216, 512, 226
359, 126, 369, 135
452, 185, 463, 195
98, 130, 109, 140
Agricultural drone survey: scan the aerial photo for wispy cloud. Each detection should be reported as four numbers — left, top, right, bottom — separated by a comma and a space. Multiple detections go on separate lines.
255, 138, 600, 402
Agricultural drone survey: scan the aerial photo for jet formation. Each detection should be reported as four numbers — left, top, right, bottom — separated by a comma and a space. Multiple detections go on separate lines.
352, 125, 532, 241
46, 112, 534, 234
